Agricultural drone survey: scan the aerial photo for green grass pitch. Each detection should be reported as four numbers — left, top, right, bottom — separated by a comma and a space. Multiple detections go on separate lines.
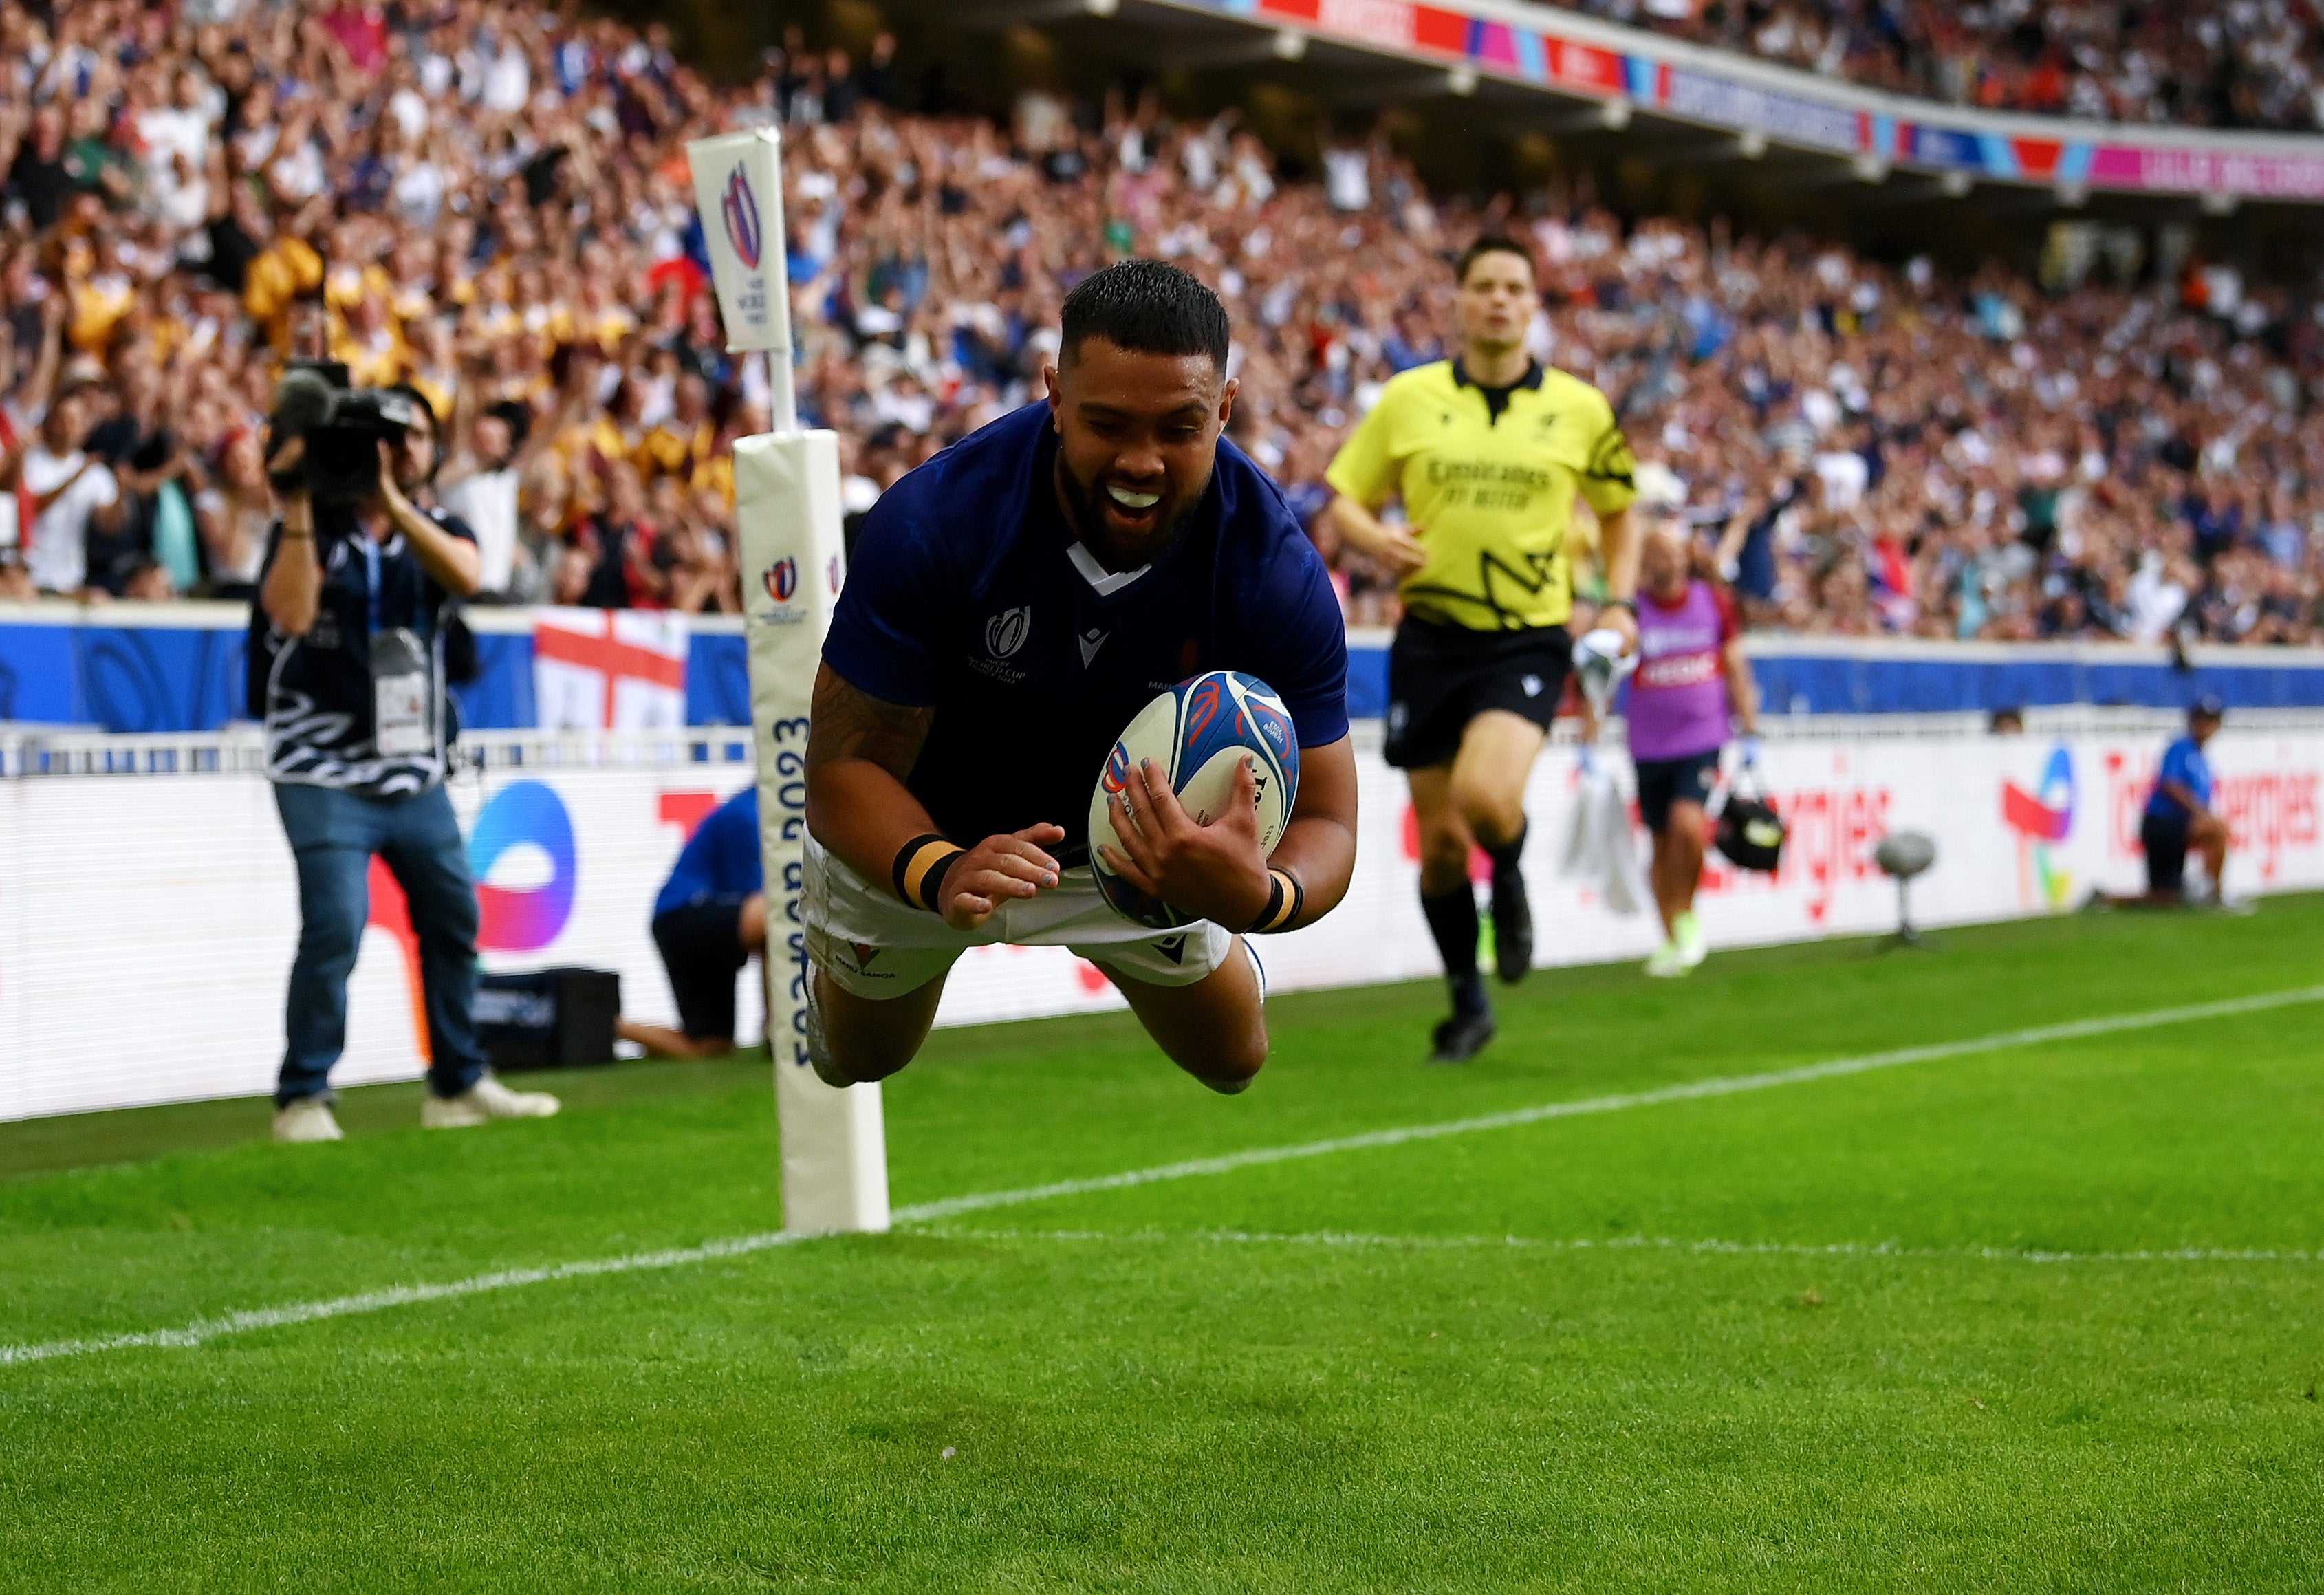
5, 899, 2323, 1591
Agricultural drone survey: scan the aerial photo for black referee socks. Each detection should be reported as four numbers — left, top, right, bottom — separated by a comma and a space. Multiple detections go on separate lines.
1420, 885, 1490, 1018
1482, 823, 1528, 881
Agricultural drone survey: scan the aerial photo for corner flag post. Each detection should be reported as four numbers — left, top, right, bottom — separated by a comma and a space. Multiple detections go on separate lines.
687, 127, 889, 1236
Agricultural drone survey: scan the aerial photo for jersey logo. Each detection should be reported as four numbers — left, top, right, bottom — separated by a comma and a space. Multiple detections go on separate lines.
1153, 935, 1188, 965
1522, 675, 1543, 697
984, 607, 1032, 660
849, 942, 882, 970
1078, 628, 1107, 666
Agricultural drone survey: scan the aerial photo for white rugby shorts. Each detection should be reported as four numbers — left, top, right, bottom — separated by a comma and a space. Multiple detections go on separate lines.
804, 833, 1235, 999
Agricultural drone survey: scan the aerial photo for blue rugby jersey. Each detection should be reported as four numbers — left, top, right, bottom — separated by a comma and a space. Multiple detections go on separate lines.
2145, 735, 2215, 820
654, 786, 763, 918
823, 402, 1349, 856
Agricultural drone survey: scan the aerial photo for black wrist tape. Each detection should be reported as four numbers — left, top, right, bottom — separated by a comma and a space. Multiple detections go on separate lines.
1250, 869, 1303, 934
892, 834, 965, 913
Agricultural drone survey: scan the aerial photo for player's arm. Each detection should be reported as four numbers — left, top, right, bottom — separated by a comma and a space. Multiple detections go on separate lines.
1264, 735, 1358, 929
803, 664, 1062, 931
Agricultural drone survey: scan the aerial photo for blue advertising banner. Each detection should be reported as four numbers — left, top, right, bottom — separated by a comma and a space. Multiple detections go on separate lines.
1, 609, 2318, 734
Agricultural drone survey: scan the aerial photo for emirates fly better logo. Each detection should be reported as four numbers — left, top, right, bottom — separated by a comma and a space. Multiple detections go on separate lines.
721, 164, 762, 270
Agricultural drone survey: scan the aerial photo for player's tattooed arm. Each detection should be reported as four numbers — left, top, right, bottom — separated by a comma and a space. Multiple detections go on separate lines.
804, 665, 941, 889
805, 664, 933, 786
805, 664, 1063, 926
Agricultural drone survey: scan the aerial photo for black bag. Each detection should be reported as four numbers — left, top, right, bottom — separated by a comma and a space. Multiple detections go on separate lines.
1715, 770, 1788, 873
474, 967, 622, 1070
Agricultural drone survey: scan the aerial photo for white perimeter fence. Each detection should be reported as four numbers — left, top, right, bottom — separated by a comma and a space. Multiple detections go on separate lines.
4, 711, 2321, 1123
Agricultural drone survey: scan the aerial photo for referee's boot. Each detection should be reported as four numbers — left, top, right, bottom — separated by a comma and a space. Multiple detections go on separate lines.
1429, 973, 1497, 1065
1490, 861, 1534, 984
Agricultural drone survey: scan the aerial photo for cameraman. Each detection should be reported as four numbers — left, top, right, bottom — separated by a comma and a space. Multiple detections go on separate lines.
258, 385, 560, 1142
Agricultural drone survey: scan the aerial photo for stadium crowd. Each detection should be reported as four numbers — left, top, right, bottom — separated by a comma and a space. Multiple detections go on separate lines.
1568, 0, 2324, 133
1, 0, 2321, 650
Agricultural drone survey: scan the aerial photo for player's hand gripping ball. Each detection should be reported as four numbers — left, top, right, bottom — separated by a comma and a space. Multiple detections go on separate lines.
1088, 671, 1301, 929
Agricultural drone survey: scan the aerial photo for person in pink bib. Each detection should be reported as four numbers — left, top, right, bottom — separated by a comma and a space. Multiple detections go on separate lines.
1625, 520, 1759, 976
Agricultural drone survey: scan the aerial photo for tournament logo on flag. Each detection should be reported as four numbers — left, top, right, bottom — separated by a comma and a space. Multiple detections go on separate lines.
721, 164, 763, 270
765, 558, 797, 603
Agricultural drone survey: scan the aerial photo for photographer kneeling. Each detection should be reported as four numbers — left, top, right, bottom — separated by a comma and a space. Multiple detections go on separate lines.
257, 374, 559, 1142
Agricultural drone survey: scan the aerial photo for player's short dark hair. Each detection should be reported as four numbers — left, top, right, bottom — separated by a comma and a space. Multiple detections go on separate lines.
1060, 260, 1230, 370
1456, 235, 1538, 286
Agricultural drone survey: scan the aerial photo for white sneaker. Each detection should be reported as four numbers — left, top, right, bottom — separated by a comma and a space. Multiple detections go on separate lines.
273, 1098, 344, 1143
422, 1074, 561, 1129
1671, 910, 1708, 970
1642, 940, 1690, 979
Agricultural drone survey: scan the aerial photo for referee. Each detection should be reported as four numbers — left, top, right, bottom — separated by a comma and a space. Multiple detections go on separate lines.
1326, 236, 1640, 1062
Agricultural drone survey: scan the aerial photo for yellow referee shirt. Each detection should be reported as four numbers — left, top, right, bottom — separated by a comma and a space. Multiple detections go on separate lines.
1326, 360, 1638, 631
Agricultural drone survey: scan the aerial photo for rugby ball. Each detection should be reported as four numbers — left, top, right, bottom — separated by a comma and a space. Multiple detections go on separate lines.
1089, 671, 1301, 929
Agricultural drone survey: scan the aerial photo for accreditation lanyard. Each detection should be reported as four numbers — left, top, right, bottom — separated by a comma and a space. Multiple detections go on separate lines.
359, 535, 384, 636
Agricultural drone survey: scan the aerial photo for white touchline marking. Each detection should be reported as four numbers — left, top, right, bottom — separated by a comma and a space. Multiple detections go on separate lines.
917, 1227, 2324, 1267
889, 984, 2324, 1223
0, 1233, 807, 1368
6, 983, 2321, 1368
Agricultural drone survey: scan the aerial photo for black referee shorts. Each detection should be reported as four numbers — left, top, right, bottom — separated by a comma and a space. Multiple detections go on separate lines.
1383, 616, 1571, 770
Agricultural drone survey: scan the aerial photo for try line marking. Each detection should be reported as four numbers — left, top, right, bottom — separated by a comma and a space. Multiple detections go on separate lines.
6, 983, 2320, 1369
924, 1227, 2324, 1266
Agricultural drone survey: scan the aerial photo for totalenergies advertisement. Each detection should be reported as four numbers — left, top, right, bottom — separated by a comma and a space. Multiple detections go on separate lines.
3, 728, 2322, 1120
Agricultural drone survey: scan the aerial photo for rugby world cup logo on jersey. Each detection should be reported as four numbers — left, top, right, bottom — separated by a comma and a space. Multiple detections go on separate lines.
720, 164, 763, 270
970, 607, 1032, 684
2000, 746, 2076, 909
986, 607, 1031, 659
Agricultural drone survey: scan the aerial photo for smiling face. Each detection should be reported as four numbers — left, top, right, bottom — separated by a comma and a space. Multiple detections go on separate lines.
1044, 337, 1237, 572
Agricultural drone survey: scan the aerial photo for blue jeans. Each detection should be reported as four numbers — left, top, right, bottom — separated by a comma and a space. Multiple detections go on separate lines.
274, 781, 488, 1107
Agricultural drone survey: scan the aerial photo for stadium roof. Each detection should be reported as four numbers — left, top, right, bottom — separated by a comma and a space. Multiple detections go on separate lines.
917, 0, 2324, 210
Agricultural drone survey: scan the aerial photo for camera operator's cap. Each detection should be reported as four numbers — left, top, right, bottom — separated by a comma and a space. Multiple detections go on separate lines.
2189, 693, 2226, 723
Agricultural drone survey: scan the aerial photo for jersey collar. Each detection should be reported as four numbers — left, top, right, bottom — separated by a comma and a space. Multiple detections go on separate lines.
1066, 540, 1151, 596
1451, 359, 1545, 392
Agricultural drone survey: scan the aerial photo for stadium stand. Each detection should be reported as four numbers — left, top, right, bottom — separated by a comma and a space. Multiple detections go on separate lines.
0, 0, 2318, 645
1567, 0, 2324, 131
